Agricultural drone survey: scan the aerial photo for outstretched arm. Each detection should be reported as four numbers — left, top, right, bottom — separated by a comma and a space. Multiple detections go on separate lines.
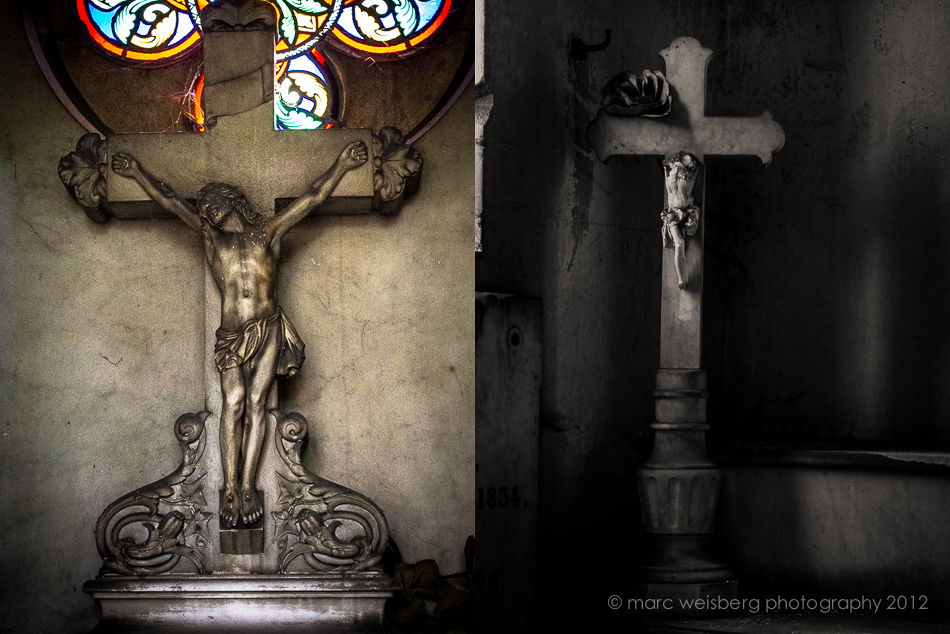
111, 153, 202, 232
268, 141, 368, 242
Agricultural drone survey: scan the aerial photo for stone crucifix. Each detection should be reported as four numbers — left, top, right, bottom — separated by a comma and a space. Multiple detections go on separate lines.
108, 141, 367, 528
587, 37, 783, 603
60, 0, 419, 565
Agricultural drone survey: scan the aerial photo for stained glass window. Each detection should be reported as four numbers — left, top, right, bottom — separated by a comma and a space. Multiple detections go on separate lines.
69, 0, 463, 132
274, 49, 339, 130
77, 0, 208, 62
329, 0, 451, 56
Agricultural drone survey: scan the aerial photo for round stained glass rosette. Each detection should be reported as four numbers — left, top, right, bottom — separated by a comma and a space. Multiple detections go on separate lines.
77, 0, 456, 130
77, 0, 210, 63
329, 0, 452, 58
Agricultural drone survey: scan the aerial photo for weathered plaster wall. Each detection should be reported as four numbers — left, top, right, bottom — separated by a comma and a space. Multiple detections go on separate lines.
700, 0, 950, 449
719, 463, 950, 599
281, 90, 475, 575
478, 0, 664, 617
479, 0, 950, 621
0, 5, 474, 632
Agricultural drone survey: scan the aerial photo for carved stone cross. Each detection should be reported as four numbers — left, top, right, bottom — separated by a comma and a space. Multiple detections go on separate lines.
588, 36, 783, 369
59, 0, 419, 585
587, 36, 783, 606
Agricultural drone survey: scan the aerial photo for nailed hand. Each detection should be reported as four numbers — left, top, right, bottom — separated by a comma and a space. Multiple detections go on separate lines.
111, 152, 141, 177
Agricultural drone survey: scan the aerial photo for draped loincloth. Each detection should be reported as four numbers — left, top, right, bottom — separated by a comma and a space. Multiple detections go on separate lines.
660, 205, 701, 249
214, 307, 305, 375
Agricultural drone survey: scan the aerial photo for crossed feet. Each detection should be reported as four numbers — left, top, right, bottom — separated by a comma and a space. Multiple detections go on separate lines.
221, 488, 264, 527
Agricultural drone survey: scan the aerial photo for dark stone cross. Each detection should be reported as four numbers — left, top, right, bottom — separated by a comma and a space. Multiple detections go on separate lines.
587, 36, 784, 606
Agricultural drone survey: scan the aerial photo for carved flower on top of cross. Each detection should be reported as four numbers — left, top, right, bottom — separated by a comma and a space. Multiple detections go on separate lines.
600, 69, 672, 117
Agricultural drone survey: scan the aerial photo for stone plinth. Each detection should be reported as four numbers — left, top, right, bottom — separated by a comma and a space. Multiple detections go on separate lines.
85, 573, 399, 633
636, 370, 735, 590
635, 578, 739, 617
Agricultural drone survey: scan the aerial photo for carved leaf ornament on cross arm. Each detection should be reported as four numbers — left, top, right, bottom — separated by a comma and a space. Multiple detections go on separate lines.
58, 129, 423, 222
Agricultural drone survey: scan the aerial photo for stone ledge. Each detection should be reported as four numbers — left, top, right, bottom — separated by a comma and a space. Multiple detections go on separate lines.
710, 446, 950, 472
85, 573, 399, 633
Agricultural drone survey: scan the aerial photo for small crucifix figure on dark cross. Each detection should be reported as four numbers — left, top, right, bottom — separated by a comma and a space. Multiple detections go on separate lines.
660, 151, 700, 289
110, 141, 368, 527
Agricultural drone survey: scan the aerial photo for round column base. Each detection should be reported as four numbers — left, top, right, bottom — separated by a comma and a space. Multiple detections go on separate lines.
638, 534, 736, 584
633, 578, 739, 617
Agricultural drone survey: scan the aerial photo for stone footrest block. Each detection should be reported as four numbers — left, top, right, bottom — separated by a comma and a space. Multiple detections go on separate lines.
84, 573, 399, 633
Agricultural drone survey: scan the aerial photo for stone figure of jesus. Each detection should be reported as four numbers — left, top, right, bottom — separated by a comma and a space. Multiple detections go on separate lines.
111, 141, 369, 527
660, 151, 701, 290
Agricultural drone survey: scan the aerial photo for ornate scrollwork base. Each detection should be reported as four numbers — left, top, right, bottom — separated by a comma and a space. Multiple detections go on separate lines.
94, 411, 213, 576
271, 410, 389, 573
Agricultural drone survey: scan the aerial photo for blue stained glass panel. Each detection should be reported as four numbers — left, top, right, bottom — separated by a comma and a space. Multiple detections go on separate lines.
331, 0, 451, 55
275, 51, 337, 130
89, 6, 116, 34
169, 12, 197, 46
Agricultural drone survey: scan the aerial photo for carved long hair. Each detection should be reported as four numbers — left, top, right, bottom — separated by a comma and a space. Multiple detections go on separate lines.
197, 182, 263, 227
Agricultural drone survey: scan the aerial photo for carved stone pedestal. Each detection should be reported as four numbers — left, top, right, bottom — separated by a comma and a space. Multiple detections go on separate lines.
634, 370, 737, 613
84, 410, 396, 632
85, 574, 399, 633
